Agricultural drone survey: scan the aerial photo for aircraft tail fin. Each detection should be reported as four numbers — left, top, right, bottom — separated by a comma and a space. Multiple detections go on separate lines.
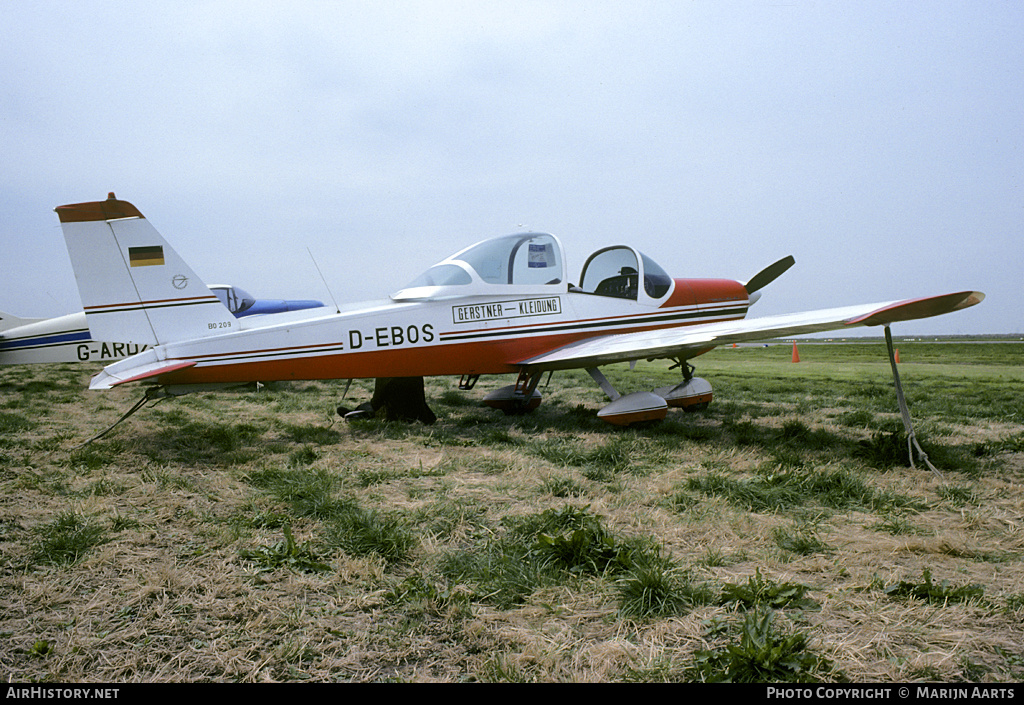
55, 193, 238, 347
0, 311, 44, 333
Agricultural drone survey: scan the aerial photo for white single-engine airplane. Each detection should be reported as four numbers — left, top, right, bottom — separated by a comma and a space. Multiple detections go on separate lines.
54, 193, 983, 429
0, 285, 324, 365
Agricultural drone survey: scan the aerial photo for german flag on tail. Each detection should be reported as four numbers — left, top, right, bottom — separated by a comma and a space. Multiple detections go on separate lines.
129, 245, 164, 267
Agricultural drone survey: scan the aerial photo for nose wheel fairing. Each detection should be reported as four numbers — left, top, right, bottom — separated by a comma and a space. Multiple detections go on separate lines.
480, 362, 713, 426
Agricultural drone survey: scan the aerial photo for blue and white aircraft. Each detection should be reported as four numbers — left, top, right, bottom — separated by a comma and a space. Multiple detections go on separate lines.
1, 284, 323, 365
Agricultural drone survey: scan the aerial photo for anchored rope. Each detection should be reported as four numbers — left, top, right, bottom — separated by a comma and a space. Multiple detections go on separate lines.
884, 325, 942, 478
75, 387, 166, 448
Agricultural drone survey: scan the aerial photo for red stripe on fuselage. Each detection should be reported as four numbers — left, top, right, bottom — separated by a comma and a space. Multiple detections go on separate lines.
84, 295, 221, 312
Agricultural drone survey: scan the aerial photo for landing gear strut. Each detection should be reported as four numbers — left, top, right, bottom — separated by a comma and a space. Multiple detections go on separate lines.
654, 358, 713, 412
587, 366, 668, 426
482, 369, 544, 415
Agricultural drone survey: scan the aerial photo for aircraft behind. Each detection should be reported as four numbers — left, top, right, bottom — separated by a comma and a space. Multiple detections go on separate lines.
0, 283, 324, 365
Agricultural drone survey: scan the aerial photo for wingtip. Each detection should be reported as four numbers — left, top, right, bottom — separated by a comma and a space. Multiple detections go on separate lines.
846, 290, 985, 327
957, 291, 985, 310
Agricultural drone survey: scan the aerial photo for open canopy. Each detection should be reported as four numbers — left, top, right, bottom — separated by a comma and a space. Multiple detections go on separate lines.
576, 245, 674, 303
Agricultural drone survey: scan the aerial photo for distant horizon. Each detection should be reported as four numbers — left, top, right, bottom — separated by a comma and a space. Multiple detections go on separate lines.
791, 331, 1024, 341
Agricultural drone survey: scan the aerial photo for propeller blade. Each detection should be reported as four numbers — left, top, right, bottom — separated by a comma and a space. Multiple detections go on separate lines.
744, 255, 795, 294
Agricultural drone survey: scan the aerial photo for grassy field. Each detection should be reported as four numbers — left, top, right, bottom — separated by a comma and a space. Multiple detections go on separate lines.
1, 341, 1022, 682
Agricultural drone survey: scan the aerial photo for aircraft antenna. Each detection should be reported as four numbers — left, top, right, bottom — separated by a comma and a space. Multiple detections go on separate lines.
307, 248, 342, 314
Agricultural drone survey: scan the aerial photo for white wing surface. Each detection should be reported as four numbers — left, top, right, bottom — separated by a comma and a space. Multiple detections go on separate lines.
520, 291, 985, 370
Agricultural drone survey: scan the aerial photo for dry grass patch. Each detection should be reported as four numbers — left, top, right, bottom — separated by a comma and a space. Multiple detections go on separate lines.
2, 347, 1023, 682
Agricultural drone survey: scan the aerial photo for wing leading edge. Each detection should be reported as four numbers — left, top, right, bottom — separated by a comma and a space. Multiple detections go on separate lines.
519, 291, 985, 371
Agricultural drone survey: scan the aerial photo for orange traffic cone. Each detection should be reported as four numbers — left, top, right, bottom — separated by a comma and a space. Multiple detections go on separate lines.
895, 348, 900, 364
792, 341, 800, 363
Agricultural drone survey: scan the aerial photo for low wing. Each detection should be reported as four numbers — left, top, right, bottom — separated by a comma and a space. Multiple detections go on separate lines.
520, 291, 985, 371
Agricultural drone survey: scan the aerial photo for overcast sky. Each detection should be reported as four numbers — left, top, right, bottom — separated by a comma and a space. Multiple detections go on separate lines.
2, 1, 1020, 336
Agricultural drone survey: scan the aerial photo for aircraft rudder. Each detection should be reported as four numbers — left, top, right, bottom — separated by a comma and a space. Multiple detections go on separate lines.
56, 193, 237, 346
0, 311, 43, 333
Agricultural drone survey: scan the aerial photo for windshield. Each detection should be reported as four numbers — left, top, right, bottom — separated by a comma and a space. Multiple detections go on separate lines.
210, 285, 255, 314
579, 247, 639, 299
641, 253, 672, 298
400, 264, 473, 289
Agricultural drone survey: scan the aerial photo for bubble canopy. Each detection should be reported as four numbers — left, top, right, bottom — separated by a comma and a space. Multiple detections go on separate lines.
392, 233, 566, 300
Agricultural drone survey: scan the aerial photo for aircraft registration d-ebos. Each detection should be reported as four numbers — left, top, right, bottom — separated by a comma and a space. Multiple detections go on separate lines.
53, 194, 983, 426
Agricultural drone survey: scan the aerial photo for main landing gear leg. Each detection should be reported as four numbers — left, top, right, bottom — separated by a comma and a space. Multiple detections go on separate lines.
482, 368, 544, 415
653, 358, 713, 412
586, 367, 620, 401
587, 366, 668, 426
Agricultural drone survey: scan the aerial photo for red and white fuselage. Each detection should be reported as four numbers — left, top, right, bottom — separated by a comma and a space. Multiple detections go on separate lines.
54, 195, 983, 413
128, 276, 748, 388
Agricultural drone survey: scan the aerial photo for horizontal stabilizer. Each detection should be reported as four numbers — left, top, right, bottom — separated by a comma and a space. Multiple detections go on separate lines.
88, 351, 197, 390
